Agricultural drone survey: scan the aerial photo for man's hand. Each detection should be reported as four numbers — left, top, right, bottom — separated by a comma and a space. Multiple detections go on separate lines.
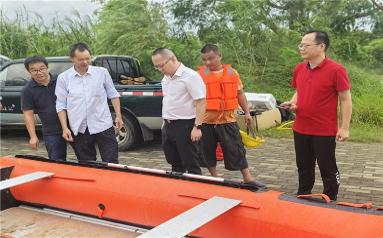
280, 101, 298, 112
191, 127, 202, 142
115, 116, 123, 130
336, 128, 349, 142
29, 136, 39, 150
62, 128, 73, 142
244, 112, 253, 125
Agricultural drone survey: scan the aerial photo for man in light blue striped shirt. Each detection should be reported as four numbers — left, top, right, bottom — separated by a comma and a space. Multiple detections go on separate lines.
56, 42, 123, 163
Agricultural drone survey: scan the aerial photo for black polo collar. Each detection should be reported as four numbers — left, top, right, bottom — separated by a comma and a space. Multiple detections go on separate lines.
29, 73, 57, 88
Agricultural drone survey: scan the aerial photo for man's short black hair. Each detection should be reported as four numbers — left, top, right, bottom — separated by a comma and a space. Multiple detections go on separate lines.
152, 48, 175, 59
305, 30, 330, 51
24, 56, 48, 70
152, 48, 167, 56
69, 42, 92, 57
201, 43, 220, 54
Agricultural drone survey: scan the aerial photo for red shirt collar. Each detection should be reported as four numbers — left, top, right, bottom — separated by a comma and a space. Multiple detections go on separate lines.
305, 57, 329, 70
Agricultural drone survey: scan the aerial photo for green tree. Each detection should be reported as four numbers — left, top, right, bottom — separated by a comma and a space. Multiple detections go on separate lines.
93, 0, 169, 79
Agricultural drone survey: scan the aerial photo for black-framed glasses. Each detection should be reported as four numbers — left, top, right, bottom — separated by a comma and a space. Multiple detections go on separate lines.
30, 68, 48, 74
297, 43, 321, 50
154, 57, 172, 70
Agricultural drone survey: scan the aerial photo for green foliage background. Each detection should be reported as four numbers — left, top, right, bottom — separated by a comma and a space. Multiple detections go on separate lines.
1, 0, 382, 141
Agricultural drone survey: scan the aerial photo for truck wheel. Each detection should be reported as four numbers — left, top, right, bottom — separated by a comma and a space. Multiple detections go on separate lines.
112, 113, 139, 151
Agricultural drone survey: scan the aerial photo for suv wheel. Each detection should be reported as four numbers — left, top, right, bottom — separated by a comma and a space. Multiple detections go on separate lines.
112, 113, 139, 151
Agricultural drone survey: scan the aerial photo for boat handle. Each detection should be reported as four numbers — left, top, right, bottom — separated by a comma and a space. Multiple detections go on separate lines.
297, 193, 331, 203
336, 201, 373, 209
52, 175, 96, 182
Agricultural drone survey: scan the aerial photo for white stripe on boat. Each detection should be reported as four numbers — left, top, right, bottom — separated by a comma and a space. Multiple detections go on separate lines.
138, 196, 241, 238
0, 171, 54, 190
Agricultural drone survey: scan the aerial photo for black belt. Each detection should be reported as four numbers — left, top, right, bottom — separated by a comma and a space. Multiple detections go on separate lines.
164, 118, 195, 124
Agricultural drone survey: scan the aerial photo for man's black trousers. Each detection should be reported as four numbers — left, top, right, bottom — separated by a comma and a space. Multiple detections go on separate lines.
161, 119, 202, 175
293, 131, 340, 200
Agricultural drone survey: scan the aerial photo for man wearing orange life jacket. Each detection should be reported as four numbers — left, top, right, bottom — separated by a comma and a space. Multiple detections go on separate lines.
198, 44, 265, 188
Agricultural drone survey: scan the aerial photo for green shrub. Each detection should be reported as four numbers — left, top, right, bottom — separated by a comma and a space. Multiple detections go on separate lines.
362, 38, 383, 73
352, 93, 383, 127
332, 64, 383, 128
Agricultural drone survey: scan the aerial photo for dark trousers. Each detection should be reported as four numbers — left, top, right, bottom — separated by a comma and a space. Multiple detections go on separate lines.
73, 127, 119, 163
44, 135, 67, 161
161, 119, 202, 175
294, 131, 340, 200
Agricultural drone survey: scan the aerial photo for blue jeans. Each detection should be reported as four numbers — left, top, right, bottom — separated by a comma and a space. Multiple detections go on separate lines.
44, 135, 67, 161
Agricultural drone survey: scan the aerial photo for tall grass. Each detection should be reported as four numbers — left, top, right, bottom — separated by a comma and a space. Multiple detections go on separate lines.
0, 8, 95, 59
347, 64, 383, 128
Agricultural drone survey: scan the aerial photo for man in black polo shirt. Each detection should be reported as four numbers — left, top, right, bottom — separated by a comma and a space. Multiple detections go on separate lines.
21, 56, 69, 161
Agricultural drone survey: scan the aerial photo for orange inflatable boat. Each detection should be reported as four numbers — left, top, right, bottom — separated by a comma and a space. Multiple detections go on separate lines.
1, 155, 383, 238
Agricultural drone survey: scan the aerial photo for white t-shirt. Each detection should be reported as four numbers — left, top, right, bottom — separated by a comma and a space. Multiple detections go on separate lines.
161, 63, 206, 120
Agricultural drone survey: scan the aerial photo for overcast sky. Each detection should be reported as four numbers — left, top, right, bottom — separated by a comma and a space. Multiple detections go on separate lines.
0, 0, 101, 24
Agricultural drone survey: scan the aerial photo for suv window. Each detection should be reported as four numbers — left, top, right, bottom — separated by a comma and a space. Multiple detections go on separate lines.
95, 58, 118, 81
1, 62, 72, 87
0, 56, 11, 68
49, 62, 73, 76
94, 57, 142, 83
3, 64, 30, 86
118, 59, 141, 78
0, 56, 143, 87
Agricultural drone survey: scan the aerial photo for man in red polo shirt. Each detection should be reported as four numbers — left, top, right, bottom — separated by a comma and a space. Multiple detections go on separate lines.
281, 30, 352, 201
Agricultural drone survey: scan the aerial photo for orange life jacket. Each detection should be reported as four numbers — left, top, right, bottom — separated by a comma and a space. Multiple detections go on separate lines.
198, 64, 239, 111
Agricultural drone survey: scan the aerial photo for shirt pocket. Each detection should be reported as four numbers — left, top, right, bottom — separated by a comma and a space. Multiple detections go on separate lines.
67, 81, 84, 107
94, 84, 105, 98
67, 79, 83, 96
89, 78, 106, 98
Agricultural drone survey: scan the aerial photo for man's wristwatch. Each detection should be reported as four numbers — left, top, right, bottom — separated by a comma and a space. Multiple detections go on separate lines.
194, 124, 202, 130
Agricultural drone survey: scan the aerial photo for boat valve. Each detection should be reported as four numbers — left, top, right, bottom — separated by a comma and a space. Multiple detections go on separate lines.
97, 203, 106, 218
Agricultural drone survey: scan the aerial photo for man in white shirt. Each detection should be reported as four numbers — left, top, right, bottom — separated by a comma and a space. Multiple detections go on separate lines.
152, 48, 206, 174
56, 42, 123, 163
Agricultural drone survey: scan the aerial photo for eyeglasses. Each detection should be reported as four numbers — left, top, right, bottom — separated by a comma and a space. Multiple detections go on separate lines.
298, 43, 321, 50
30, 68, 48, 74
154, 57, 172, 70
